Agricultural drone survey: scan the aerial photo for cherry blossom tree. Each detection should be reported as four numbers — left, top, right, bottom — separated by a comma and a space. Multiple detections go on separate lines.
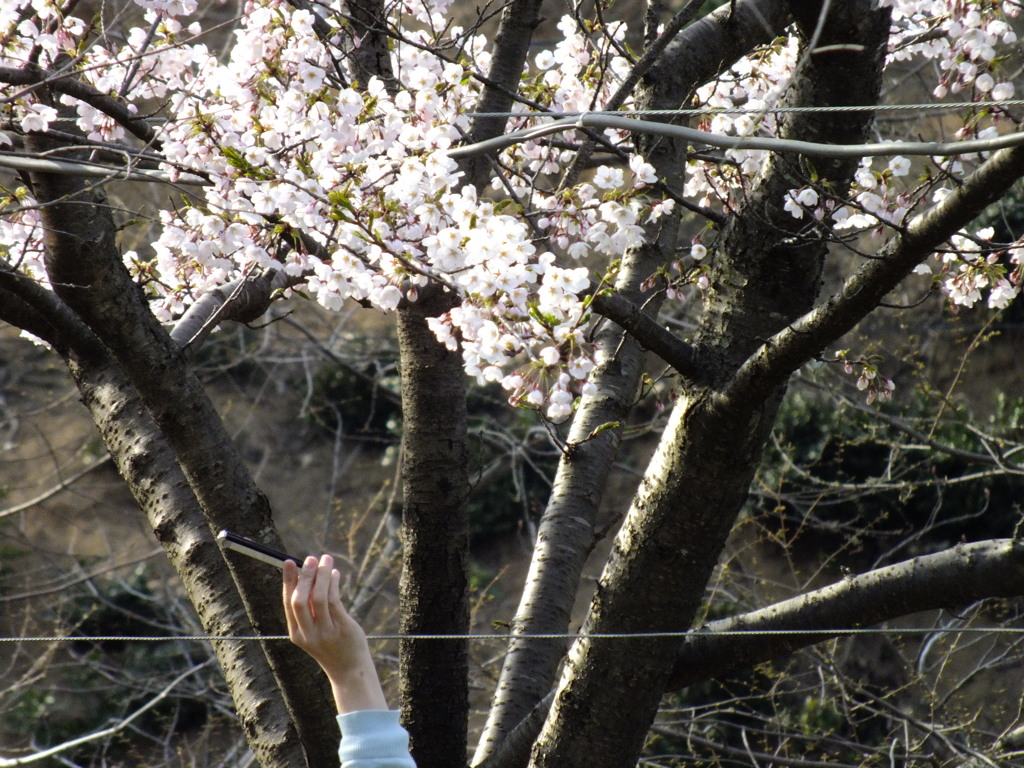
2, 0, 1024, 767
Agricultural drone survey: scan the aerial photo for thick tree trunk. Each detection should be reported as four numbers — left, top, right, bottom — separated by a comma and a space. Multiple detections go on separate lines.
532, 389, 787, 768
0, 263, 316, 767
72, 355, 310, 768
474, 3, 792, 762
529, 5, 890, 767
396, 291, 471, 768
473, 237, 672, 764
474, 539, 1024, 768
342, 0, 399, 94
24, 138, 338, 766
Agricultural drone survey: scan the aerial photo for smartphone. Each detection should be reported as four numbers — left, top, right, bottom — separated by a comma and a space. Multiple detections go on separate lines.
217, 530, 304, 569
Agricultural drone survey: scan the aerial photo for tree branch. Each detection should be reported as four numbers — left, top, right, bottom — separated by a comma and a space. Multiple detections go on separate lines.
0, 661, 215, 766
169, 269, 295, 348
726, 140, 1024, 404
396, 290, 471, 768
476, 538, 1024, 768
0, 255, 104, 358
2, 229, 312, 767
0, 282, 64, 351
0, 66, 159, 146
667, 538, 1024, 689
31, 309, 310, 768
645, 0, 789, 111
528, 5, 892, 766
590, 291, 706, 383
557, 0, 708, 190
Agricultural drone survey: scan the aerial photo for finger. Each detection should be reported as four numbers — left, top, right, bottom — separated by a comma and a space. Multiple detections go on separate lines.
310, 554, 334, 620
290, 556, 319, 628
327, 567, 346, 624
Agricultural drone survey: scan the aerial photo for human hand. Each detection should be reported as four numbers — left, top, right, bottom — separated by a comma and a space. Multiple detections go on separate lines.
283, 554, 388, 713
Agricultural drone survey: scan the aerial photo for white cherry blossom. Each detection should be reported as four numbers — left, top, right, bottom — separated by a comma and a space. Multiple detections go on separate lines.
4, 0, 1021, 417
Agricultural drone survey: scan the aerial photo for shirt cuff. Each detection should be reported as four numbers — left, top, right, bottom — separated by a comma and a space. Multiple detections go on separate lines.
337, 710, 414, 767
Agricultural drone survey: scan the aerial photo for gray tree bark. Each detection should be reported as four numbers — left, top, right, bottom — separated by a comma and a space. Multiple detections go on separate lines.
20, 125, 338, 766
474, 1, 793, 762
392, 1, 558, 760
669, 538, 1024, 689
0, 238, 318, 768
462, 0, 546, 190
397, 290, 471, 768
470, 538, 1024, 768
529, 4, 891, 766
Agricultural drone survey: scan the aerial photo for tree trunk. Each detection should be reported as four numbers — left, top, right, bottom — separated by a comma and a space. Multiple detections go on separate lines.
71, 354, 311, 768
342, 0, 399, 94
474, 5, 794, 761
397, 291, 471, 768
24, 133, 339, 766
532, 388, 788, 768
529, 5, 890, 766
0, 262, 317, 767
463, 0, 546, 189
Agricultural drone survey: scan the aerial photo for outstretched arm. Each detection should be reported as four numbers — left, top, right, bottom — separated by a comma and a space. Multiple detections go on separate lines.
283, 555, 389, 714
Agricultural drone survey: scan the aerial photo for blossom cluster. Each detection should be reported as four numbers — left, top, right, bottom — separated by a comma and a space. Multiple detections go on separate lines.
2, 0, 1023, 419
838, 352, 897, 405
501, 14, 634, 188
884, 0, 1019, 100
683, 37, 799, 211
913, 226, 1023, 309
687, 0, 1022, 316
782, 152, 918, 230
1, 0, 673, 420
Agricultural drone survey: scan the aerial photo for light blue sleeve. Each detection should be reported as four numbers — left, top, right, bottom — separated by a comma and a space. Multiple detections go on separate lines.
337, 710, 416, 768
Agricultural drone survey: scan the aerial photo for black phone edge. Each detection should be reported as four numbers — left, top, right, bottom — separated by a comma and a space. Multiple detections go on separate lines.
217, 530, 303, 569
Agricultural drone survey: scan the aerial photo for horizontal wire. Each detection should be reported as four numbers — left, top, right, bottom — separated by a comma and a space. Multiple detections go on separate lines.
6, 100, 1016, 185
6, 627, 1024, 643
31, 99, 1024, 125
464, 99, 1024, 118
447, 112, 1024, 160
0, 151, 207, 185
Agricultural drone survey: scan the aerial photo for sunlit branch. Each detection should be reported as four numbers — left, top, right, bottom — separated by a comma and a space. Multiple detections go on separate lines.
1, 548, 163, 602
0, 660, 213, 766
651, 725, 863, 768
667, 538, 1024, 690
726, 141, 1024, 404
169, 268, 296, 348
478, 538, 1024, 768
589, 291, 705, 383
0, 456, 110, 521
